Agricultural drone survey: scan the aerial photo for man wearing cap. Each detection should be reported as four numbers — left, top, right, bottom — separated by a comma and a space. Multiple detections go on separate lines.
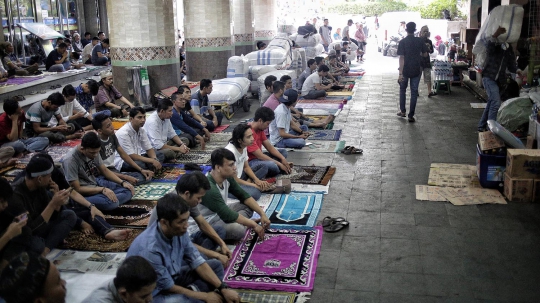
94, 70, 135, 118
0, 252, 67, 303
269, 89, 309, 149
63, 132, 135, 211
144, 99, 190, 162
10, 155, 75, 256
25, 92, 82, 144
397, 22, 428, 123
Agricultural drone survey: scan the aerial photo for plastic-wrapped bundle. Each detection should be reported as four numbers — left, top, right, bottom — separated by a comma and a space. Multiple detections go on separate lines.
288, 49, 305, 78
304, 44, 324, 59
496, 97, 533, 132
206, 77, 251, 106
248, 65, 278, 93
257, 70, 297, 104
245, 48, 289, 67
290, 33, 322, 47
473, 5, 524, 69
329, 41, 358, 62
226, 55, 249, 78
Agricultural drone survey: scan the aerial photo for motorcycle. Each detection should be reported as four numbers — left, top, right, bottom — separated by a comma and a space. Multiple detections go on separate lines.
383, 36, 400, 57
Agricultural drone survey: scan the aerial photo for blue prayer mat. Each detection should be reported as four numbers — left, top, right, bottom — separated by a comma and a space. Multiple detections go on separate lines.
265, 192, 323, 230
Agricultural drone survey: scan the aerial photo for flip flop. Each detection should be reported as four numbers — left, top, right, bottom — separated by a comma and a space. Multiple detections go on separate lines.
322, 216, 333, 227
350, 146, 363, 154
324, 221, 350, 233
341, 146, 352, 154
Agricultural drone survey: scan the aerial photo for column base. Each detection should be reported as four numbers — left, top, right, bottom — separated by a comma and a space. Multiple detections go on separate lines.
186, 50, 231, 81
235, 45, 255, 56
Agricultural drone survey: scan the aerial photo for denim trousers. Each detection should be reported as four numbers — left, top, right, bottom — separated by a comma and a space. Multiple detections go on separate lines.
84, 177, 133, 211
399, 74, 421, 118
34, 209, 77, 250
190, 220, 226, 252
1, 137, 49, 154
478, 77, 501, 130
275, 125, 308, 149
248, 149, 288, 179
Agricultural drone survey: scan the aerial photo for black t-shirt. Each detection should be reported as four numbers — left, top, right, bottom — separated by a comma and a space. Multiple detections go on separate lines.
397, 35, 428, 78
422, 38, 433, 68
45, 49, 65, 70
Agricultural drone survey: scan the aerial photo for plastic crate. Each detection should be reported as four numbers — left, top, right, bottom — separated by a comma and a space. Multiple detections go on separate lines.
476, 144, 506, 189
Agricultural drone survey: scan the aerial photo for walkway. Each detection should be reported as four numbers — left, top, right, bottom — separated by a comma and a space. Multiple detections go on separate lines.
286, 67, 540, 301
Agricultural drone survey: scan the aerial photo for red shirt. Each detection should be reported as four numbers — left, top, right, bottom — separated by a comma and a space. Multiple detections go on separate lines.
0, 111, 25, 144
248, 126, 268, 161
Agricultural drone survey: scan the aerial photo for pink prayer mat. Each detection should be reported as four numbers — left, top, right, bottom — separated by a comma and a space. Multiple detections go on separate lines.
224, 227, 323, 292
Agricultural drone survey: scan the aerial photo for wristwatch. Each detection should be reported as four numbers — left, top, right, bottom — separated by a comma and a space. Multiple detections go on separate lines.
88, 203, 95, 210
217, 282, 229, 292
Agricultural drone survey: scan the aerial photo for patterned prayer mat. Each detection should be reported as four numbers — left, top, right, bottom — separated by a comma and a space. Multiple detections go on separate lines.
306, 129, 342, 141
327, 90, 354, 96
111, 120, 128, 130
212, 124, 230, 133
224, 227, 323, 292
300, 108, 340, 116
132, 183, 175, 200
173, 151, 212, 164
211, 132, 233, 143
153, 163, 212, 183
235, 289, 310, 303
5, 76, 45, 85
160, 86, 179, 97
292, 140, 345, 153
103, 200, 156, 226
297, 99, 346, 104
283, 165, 336, 185
46, 145, 75, 162
0, 163, 26, 182
344, 72, 364, 76
61, 228, 143, 252
52, 139, 81, 147
265, 193, 323, 230
295, 103, 343, 110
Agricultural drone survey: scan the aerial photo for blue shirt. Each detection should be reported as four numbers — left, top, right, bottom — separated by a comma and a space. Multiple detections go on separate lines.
75, 84, 94, 111
91, 43, 107, 64
170, 107, 204, 137
126, 222, 206, 296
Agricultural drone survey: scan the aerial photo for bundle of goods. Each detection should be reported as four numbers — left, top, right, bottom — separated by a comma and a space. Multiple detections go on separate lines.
278, 24, 297, 35
205, 77, 251, 117
289, 48, 307, 79
248, 65, 278, 94
289, 33, 322, 48
304, 44, 325, 59
245, 36, 293, 68
227, 55, 249, 78
497, 97, 533, 132
472, 4, 524, 70
329, 41, 359, 62
257, 70, 297, 104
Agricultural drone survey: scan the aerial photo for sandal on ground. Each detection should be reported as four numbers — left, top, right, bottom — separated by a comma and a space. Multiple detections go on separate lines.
324, 220, 350, 233
322, 216, 333, 227
342, 146, 363, 155
428, 92, 437, 98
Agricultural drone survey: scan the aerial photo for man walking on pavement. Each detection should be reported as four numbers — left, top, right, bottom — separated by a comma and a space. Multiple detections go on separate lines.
397, 22, 428, 122
319, 18, 333, 52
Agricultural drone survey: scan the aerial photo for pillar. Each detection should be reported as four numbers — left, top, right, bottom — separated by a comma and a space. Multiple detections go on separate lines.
97, 0, 109, 36
82, 0, 99, 36
467, 0, 482, 29
232, 0, 254, 56
253, 0, 276, 46
184, 0, 233, 81
107, 0, 180, 99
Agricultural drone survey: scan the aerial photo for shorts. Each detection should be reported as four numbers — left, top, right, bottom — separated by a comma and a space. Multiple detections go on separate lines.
423, 68, 432, 84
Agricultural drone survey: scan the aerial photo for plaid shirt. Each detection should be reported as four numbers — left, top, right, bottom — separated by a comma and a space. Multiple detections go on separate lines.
75, 84, 94, 111
482, 40, 517, 83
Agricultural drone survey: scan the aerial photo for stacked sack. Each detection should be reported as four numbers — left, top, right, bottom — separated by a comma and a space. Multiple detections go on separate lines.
291, 33, 324, 59
227, 55, 249, 78
472, 4, 523, 70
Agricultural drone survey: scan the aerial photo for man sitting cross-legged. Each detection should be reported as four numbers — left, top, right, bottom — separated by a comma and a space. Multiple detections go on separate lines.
25, 92, 82, 144
76, 79, 100, 111
301, 64, 334, 99
144, 99, 190, 162
248, 107, 292, 178
82, 256, 157, 303
127, 193, 241, 303
10, 155, 76, 257
48, 84, 94, 132
189, 79, 224, 132
269, 89, 309, 149
200, 148, 270, 241
225, 124, 273, 201
171, 87, 212, 149
63, 132, 134, 211
92, 112, 154, 185
94, 70, 135, 118
147, 171, 232, 268
115, 107, 165, 173
0, 98, 49, 155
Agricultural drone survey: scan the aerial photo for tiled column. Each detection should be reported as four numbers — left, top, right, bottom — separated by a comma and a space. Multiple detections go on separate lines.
253, 0, 276, 45
184, 0, 233, 81
232, 0, 254, 56
106, 0, 180, 97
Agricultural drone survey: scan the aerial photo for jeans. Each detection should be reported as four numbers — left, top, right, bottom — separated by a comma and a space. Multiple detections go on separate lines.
229, 184, 261, 201
84, 177, 133, 211
275, 125, 308, 149
92, 56, 109, 66
48, 61, 71, 72
202, 112, 224, 132
478, 77, 501, 130
248, 149, 288, 179
38, 131, 66, 144
209, 202, 254, 241
174, 131, 203, 148
70, 204, 114, 237
1, 137, 49, 154
153, 259, 224, 303
190, 220, 226, 251
121, 151, 166, 172
34, 209, 77, 250
109, 167, 150, 186
399, 74, 421, 118
303, 89, 327, 99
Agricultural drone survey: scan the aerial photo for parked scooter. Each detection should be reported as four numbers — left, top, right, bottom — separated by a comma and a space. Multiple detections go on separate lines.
383, 36, 400, 57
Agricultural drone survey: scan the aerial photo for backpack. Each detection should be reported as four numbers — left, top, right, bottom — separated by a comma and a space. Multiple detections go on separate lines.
298, 25, 317, 36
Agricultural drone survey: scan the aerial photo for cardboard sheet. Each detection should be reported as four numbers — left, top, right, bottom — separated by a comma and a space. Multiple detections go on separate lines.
427, 163, 480, 188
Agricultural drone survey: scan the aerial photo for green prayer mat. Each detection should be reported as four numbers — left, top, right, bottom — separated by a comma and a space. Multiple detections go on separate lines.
236, 289, 310, 303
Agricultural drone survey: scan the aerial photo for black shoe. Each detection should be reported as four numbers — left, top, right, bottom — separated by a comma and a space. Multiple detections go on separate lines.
397, 111, 406, 117
408, 117, 416, 122
428, 92, 437, 98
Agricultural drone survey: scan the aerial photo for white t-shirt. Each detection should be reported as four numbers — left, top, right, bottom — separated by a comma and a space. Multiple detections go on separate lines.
302, 72, 321, 95
225, 142, 248, 178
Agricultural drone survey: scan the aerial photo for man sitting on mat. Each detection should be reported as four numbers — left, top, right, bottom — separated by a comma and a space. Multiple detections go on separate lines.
92, 112, 154, 185
302, 65, 334, 99
262, 80, 285, 111
200, 148, 270, 241
269, 89, 309, 149
248, 107, 292, 178
261, 75, 277, 104
189, 79, 224, 132
147, 171, 232, 268
298, 59, 317, 91
144, 99, 190, 162
82, 256, 157, 303
48, 85, 94, 132
115, 107, 166, 172
127, 193, 240, 303
171, 87, 212, 149
63, 132, 134, 211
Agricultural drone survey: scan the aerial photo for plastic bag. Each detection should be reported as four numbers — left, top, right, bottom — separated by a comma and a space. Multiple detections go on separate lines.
205, 77, 250, 106
226, 55, 249, 78
496, 97, 533, 131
